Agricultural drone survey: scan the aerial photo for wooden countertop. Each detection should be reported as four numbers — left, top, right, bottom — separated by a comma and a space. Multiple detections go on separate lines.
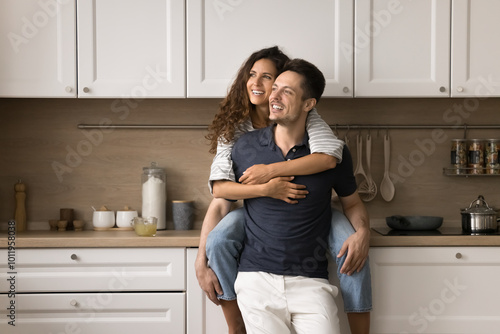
0, 230, 201, 248
2, 228, 500, 248
370, 228, 500, 246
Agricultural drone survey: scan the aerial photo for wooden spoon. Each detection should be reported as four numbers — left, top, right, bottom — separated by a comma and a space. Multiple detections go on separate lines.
380, 134, 396, 201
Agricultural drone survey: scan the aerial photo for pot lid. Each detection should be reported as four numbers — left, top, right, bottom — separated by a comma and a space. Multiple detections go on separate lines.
462, 195, 496, 214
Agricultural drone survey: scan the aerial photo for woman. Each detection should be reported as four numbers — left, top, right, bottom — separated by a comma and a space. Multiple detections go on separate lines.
195, 46, 371, 334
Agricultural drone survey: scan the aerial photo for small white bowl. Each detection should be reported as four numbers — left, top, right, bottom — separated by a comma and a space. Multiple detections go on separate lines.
116, 211, 138, 228
92, 211, 115, 228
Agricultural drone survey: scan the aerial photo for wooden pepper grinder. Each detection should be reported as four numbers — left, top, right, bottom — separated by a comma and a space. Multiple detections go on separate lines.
14, 180, 27, 232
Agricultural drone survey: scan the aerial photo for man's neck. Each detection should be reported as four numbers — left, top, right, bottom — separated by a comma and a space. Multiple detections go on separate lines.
273, 122, 306, 157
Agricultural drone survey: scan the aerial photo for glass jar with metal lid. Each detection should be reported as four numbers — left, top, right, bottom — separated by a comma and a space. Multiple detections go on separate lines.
450, 139, 467, 174
485, 139, 500, 174
467, 139, 484, 174
142, 162, 166, 230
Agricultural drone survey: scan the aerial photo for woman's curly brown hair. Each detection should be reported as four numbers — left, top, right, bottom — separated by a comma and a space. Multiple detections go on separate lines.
206, 46, 289, 153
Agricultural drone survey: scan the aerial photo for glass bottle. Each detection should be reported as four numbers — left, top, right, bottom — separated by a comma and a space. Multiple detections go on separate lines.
141, 162, 166, 230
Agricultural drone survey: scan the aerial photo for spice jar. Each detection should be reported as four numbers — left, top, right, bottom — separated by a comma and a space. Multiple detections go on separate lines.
450, 139, 467, 174
142, 162, 166, 230
467, 139, 484, 174
485, 139, 500, 174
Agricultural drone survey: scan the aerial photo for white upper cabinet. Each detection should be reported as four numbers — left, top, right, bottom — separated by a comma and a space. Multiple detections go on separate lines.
355, 0, 451, 97
0, 0, 77, 97
451, 0, 500, 97
187, 0, 353, 98
3, 0, 500, 99
77, 0, 185, 98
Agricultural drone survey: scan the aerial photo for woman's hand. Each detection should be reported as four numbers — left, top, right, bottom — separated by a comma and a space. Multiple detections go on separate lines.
264, 176, 308, 204
239, 164, 273, 184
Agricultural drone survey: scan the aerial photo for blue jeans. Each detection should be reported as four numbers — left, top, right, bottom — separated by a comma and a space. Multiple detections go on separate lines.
206, 207, 372, 313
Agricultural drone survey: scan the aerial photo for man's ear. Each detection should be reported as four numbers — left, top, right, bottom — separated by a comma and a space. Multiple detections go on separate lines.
303, 98, 317, 113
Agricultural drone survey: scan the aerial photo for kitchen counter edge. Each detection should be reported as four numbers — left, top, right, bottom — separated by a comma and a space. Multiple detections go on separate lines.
0, 230, 201, 248
2, 229, 500, 248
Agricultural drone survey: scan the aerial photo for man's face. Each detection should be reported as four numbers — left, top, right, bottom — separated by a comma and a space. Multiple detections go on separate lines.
268, 71, 308, 125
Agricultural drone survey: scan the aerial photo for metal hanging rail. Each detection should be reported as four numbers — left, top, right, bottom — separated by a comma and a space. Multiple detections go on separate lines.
77, 123, 500, 130
77, 124, 208, 129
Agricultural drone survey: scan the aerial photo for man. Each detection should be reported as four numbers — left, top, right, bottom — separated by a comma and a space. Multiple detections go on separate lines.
230, 59, 370, 333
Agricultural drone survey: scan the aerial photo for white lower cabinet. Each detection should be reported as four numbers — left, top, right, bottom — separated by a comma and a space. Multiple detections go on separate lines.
369, 247, 500, 334
1, 292, 184, 333
0, 247, 188, 334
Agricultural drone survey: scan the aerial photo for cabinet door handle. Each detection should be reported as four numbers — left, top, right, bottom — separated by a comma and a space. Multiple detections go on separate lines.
457, 86, 464, 93
343, 86, 350, 93
65, 86, 73, 93
70, 299, 78, 307
439, 86, 446, 93
455, 252, 462, 259
82, 87, 90, 93
70, 254, 78, 260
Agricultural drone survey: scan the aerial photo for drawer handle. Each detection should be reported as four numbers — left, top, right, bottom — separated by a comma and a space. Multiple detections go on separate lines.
455, 252, 462, 259
70, 300, 78, 307
70, 254, 78, 260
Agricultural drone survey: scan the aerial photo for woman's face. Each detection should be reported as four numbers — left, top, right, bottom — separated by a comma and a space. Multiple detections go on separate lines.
246, 58, 278, 109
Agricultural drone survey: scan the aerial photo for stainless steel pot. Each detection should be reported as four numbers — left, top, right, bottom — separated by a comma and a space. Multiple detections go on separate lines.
461, 195, 499, 234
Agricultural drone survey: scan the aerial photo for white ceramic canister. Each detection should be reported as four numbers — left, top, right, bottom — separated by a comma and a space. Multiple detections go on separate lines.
141, 162, 166, 230
92, 211, 115, 228
116, 210, 138, 228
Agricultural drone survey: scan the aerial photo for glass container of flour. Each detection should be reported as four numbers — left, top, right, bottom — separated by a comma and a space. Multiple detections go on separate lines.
141, 162, 166, 230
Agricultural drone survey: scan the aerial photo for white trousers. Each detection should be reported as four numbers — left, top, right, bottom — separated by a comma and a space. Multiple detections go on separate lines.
234, 271, 341, 334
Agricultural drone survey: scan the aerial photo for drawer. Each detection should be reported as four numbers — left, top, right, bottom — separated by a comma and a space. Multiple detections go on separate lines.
1, 292, 185, 334
0, 248, 185, 292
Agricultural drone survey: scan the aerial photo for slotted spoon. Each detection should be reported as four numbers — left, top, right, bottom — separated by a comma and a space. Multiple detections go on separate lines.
354, 134, 368, 191
359, 134, 377, 201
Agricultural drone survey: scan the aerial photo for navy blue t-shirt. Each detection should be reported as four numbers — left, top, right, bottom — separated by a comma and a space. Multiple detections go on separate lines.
232, 125, 357, 279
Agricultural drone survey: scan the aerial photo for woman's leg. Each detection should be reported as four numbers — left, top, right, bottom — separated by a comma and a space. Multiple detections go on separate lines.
329, 209, 372, 334
206, 207, 246, 333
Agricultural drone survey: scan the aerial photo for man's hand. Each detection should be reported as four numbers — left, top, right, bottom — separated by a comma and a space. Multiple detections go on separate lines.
239, 164, 273, 184
264, 176, 308, 204
337, 227, 370, 275
195, 257, 223, 305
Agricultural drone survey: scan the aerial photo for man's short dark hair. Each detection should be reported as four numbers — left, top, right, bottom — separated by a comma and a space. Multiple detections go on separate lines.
281, 59, 326, 102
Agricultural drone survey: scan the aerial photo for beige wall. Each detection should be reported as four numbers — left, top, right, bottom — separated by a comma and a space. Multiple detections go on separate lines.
1, 97, 499, 230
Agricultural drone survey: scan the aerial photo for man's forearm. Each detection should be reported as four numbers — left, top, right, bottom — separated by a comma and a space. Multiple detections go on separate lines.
340, 192, 370, 233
